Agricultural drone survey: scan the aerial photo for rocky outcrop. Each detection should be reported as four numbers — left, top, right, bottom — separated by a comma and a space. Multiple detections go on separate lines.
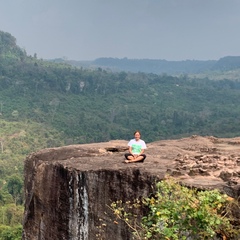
22, 141, 160, 240
23, 136, 240, 239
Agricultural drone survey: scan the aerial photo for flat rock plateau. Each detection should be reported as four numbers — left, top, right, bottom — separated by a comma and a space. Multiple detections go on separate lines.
23, 135, 240, 240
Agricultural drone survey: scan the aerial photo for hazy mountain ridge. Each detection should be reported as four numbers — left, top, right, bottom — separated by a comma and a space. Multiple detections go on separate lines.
50, 56, 240, 75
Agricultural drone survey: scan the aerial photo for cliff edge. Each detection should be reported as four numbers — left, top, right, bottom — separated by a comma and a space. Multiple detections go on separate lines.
22, 136, 240, 239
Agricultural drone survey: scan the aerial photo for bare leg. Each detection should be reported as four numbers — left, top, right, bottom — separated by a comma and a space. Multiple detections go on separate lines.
125, 155, 144, 163
124, 155, 134, 163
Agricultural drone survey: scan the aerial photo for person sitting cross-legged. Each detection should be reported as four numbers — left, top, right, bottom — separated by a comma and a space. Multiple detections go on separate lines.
124, 130, 147, 163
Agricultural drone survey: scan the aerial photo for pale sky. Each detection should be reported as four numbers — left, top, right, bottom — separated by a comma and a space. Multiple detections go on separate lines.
0, 0, 240, 61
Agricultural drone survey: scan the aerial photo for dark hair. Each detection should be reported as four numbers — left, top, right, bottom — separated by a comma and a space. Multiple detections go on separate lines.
134, 130, 141, 135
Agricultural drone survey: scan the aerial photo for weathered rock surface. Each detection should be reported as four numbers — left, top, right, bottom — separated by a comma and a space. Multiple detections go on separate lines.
23, 136, 240, 240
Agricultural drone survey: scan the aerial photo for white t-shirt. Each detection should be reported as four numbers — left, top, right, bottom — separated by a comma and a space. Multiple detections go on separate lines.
128, 139, 147, 154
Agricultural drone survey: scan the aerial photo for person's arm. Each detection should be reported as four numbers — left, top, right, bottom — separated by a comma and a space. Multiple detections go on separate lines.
128, 146, 133, 155
137, 141, 146, 156
139, 149, 145, 155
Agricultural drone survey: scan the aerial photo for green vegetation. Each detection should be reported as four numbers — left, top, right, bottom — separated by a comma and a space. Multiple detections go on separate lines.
1, 30, 240, 238
110, 178, 240, 239
0, 119, 64, 239
1, 30, 240, 144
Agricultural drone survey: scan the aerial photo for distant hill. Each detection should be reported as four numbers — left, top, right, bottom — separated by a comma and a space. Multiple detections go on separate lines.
212, 56, 240, 71
1, 30, 240, 144
93, 58, 216, 74
50, 56, 240, 75
0, 30, 27, 59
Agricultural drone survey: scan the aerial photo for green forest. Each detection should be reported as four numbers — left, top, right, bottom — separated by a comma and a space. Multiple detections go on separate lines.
1, 30, 240, 238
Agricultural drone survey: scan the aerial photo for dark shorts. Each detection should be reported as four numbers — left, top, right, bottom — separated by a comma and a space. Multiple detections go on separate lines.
124, 153, 146, 161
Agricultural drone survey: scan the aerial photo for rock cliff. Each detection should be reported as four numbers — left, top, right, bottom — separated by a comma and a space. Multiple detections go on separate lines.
23, 136, 240, 239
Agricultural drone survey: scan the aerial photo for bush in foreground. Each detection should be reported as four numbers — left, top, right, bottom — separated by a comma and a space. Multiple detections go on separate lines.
110, 178, 240, 240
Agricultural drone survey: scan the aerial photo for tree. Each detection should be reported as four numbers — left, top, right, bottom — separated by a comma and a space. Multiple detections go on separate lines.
6, 175, 23, 205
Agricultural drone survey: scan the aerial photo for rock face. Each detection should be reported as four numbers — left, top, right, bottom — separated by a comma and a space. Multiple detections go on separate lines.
23, 136, 240, 240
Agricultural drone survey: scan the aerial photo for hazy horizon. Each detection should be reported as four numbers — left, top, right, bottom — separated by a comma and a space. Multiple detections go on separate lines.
1, 0, 240, 61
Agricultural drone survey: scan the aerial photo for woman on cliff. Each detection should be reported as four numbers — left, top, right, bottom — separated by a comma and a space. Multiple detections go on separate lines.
124, 130, 147, 163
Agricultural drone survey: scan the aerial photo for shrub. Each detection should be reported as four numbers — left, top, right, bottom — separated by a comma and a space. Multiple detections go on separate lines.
0, 224, 22, 240
110, 178, 239, 240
